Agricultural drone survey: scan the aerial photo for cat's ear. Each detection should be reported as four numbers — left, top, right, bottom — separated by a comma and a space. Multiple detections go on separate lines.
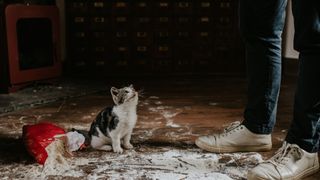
110, 87, 119, 105
129, 84, 134, 88
111, 87, 119, 95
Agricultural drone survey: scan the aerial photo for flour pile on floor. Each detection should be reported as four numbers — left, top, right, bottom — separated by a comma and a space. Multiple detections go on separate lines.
0, 147, 262, 180
42, 138, 70, 174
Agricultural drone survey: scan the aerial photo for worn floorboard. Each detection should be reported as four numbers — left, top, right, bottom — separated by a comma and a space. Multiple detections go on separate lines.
0, 76, 318, 179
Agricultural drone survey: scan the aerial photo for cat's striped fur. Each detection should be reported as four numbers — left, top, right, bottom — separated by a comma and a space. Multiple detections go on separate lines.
88, 85, 138, 153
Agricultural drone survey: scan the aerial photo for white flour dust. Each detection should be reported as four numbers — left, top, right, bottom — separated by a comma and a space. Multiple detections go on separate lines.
0, 148, 262, 180
148, 105, 182, 128
209, 102, 219, 106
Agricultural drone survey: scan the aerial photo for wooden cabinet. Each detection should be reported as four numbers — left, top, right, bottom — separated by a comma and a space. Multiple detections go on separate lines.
65, 0, 244, 74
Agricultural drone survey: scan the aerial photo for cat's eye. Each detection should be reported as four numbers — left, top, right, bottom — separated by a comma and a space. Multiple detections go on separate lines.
125, 90, 129, 93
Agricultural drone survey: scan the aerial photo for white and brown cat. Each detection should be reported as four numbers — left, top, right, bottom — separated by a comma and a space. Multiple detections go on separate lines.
88, 85, 138, 153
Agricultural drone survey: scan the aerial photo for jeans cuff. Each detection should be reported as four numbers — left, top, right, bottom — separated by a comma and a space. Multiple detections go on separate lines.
285, 133, 319, 153
242, 120, 273, 134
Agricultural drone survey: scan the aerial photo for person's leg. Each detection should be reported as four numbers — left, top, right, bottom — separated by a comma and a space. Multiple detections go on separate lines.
241, 0, 287, 134
195, 0, 287, 153
285, 57, 320, 153
248, 1, 320, 179
285, 0, 320, 154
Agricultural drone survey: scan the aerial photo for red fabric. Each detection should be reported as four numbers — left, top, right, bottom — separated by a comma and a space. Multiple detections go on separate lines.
22, 122, 65, 164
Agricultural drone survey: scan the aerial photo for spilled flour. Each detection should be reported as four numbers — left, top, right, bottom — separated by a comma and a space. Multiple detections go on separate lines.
0, 95, 263, 179
148, 105, 182, 128
0, 147, 262, 180
142, 96, 184, 128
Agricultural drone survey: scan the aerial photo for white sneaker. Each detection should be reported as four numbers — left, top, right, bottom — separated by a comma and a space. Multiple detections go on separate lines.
247, 142, 320, 180
195, 121, 272, 153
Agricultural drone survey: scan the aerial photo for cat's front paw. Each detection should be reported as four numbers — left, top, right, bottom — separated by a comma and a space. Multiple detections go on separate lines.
113, 146, 123, 154
123, 143, 134, 149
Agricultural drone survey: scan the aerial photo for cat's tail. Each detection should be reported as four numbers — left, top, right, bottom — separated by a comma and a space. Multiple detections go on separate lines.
70, 128, 91, 147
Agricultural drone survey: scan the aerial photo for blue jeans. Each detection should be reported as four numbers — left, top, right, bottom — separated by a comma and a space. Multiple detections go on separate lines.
240, 0, 320, 153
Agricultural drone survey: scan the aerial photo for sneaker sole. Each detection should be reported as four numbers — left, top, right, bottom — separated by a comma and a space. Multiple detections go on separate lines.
247, 164, 320, 180
295, 163, 320, 180
195, 138, 272, 153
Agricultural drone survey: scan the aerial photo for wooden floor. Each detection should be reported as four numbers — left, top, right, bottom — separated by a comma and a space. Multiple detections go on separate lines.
0, 75, 319, 179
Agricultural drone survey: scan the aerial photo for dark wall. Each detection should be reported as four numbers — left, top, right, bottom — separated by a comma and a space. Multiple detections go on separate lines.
0, 0, 55, 5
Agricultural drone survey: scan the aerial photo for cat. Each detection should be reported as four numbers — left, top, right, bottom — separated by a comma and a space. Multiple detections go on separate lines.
88, 85, 138, 153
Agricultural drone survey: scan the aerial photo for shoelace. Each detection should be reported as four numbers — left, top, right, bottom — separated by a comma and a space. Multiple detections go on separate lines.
223, 121, 242, 133
205, 121, 242, 139
217, 121, 243, 137
266, 142, 303, 167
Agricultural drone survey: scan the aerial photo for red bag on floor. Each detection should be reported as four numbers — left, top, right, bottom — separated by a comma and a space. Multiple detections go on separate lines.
22, 122, 66, 165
